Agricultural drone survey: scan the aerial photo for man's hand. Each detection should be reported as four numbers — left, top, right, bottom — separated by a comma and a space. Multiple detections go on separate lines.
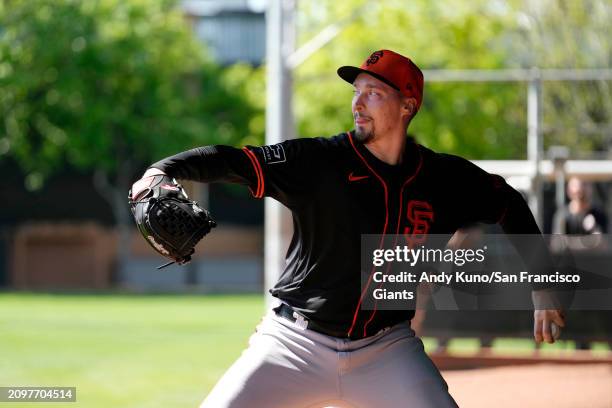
532, 289, 566, 344
130, 168, 167, 201
533, 309, 565, 344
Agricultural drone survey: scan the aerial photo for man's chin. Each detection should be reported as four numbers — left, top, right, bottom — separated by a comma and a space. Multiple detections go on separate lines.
355, 127, 374, 143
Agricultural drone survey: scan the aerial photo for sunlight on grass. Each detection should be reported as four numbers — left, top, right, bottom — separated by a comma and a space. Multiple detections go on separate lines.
0, 293, 264, 408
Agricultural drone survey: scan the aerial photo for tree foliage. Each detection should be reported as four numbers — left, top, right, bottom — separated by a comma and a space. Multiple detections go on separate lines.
1, 0, 608, 188
0, 0, 258, 190
293, 0, 610, 159
502, 0, 611, 157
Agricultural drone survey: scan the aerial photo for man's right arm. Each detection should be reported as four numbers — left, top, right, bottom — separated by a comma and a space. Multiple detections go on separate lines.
132, 145, 261, 200
148, 145, 258, 187
133, 138, 323, 208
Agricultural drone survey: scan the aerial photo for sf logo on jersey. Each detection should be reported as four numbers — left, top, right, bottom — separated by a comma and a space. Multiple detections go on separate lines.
403, 200, 434, 248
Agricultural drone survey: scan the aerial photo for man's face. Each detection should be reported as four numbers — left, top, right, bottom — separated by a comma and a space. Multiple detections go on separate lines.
567, 177, 590, 201
352, 73, 405, 143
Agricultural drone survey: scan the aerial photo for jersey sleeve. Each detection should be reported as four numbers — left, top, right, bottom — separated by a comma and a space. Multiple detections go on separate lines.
149, 145, 258, 188
149, 138, 322, 208
242, 138, 323, 207
442, 154, 510, 226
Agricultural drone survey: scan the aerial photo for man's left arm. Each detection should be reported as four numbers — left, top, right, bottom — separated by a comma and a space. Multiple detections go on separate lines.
447, 155, 569, 343
497, 184, 567, 344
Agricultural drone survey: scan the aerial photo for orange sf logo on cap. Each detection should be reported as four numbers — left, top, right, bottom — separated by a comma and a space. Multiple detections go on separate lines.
366, 51, 384, 66
337, 49, 424, 111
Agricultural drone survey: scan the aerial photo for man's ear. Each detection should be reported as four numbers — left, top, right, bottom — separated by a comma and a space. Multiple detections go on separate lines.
402, 97, 417, 117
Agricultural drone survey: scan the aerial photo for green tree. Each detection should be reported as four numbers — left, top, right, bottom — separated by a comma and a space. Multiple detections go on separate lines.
293, 0, 528, 159
502, 0, 611, 157
0, 0, 259, 267
293, 0, 609, 160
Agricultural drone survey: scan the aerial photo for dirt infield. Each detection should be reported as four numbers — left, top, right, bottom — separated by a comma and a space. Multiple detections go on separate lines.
444, 363, 612, 408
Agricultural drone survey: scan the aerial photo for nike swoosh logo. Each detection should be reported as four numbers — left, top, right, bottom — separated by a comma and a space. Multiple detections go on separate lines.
348, 172, 370, 182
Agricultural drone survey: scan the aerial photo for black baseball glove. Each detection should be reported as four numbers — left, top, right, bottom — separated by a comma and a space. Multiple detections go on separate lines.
128, 174, 216, 268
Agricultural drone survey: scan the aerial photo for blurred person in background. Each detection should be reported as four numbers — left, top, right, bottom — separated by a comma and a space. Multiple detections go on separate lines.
552, 176, 608, 251
562, 176, 608, 235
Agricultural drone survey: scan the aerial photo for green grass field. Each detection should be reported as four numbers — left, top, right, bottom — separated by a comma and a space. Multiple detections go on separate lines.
0, 293, 264, 408
1, 293, 609, 407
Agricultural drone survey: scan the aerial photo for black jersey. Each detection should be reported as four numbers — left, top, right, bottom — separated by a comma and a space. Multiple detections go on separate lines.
151, 131, 541, 338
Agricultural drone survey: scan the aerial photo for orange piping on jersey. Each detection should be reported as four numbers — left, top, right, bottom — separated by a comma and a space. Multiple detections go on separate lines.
242, 147, 262, 198
242, 147, 264, 198
395, 147, 424, 234
251, 150, 265, 198
363, 147, 424, 336
347, 132, 389, 338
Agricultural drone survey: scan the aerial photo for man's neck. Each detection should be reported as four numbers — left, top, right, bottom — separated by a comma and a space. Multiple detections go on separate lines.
364, 131, 407, 165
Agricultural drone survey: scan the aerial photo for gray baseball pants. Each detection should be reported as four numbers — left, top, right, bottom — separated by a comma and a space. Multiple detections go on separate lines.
200, 309, 458, 408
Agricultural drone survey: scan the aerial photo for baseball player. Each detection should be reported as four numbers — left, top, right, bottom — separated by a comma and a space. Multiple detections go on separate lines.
132, 50, 566, 407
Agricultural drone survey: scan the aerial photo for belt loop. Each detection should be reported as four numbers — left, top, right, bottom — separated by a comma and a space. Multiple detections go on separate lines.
292, 311, 308, 330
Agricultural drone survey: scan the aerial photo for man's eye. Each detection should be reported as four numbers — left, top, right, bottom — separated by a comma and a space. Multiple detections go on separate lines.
369, 91, 379, 96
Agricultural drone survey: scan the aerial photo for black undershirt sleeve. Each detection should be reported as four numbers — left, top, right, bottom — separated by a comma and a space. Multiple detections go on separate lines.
147, 138, 323, 209
149, 145, 257, 187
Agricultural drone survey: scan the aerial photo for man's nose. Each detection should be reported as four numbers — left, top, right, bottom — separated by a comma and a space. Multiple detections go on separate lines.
353, 93, 365, 111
